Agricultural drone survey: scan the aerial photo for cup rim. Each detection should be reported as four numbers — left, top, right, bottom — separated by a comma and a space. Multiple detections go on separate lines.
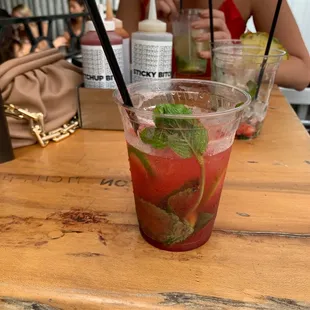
212, 39, 242, 43
212, 45, 286, 58
179, 8, 203, 14
113, 79, 252, 119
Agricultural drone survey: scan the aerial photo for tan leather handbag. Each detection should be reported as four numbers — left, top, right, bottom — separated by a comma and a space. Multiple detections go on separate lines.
0, 48, 83, 148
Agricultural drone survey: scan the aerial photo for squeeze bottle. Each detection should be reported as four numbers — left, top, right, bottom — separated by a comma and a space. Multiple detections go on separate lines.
105, 0, 131, 84
131, 0, 173, 82
80, 4, 123, 89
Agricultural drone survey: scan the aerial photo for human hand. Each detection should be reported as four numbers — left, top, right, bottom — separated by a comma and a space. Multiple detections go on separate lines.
191, 9, 232, 59
146, 0, 180, 21
53, 36, 68, 48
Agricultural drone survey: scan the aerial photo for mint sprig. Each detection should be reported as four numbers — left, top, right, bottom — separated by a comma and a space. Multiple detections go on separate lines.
235, 102, 244, 108
140, 127, 168, 149
140, 104, 208, 159
136, 198, 194, 245
140, 103, 208, 215
247, 80, 258, 100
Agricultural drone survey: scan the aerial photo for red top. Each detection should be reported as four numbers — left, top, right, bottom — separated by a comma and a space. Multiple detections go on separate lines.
140, 0, 246, 78
219, 0, 246, 39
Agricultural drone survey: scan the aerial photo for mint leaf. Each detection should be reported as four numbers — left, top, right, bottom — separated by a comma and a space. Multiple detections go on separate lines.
136, 198, 194, 245
168, 188, 199, 219
235, 102, 244, 108
167, 133, 193, 159
153, 103, 208, 159
140, 104, 208, 159
159, 179, 199, 210
194, 212, 214, 233
153, 104, 193, 131
191, 125, 208, 156
140, 127, 168, 149
154, 103, 192, 116
247, 80, 258, 100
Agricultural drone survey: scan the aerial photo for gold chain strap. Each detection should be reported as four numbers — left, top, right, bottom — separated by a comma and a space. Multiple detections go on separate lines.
4, 103, 79, 147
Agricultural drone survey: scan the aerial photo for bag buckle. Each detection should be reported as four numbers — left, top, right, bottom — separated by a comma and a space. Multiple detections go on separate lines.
4, 104, 79, 148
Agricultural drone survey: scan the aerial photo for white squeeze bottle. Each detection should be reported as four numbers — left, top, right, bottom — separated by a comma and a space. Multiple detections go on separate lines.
80, 4, 123, 89
105, 0, 130, 84
131, 0, 173, 82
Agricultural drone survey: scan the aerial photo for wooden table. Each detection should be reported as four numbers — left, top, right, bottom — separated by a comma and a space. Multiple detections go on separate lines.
1, 89, 310, 309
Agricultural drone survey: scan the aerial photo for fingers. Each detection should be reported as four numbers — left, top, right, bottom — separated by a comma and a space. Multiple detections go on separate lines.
173, 0, 180, 9
199, 50, 211, 59
157, 0, 179, 18
192, 9, 230, 37
158, 1, 173, 15
196, 31, 232, 59
192, 17, 229, 32
199, 9, 226, 20
195, 31, 231, 42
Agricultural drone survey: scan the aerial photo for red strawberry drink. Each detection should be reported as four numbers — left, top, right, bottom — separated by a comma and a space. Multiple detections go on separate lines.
114, 79, 251, 251
212, 46, 285, 139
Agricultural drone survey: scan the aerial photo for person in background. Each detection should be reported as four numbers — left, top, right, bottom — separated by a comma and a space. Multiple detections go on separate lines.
0, 7, 65, 63
64, 0, 87, 42
0, 8, 35, 64
68, 0, 86, 35
12, 3, 78, 50
0, 9, 17, 64
12, 4, 32, 18
54, 0, 87, 49
117, 0, 310, 91
11, 4, 49, 50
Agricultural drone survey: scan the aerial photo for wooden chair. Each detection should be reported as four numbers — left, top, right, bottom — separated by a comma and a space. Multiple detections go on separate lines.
281, 86, 310, 133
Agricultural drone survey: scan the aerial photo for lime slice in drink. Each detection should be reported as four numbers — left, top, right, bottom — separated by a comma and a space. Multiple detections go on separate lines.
128, 145, 155, 177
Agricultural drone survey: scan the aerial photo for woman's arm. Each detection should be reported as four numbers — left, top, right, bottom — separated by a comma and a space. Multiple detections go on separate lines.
251, 0, 310, 90
116, 0, 142, 35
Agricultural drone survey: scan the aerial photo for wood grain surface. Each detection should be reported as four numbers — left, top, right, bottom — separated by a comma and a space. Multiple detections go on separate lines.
0, 89, 310, 309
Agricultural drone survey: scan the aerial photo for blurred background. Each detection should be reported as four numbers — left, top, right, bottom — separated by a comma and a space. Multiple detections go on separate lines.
0, 0, 120, 37
0, 0, 120, 14
1, 0, 309, 51
0, 0, 309, 131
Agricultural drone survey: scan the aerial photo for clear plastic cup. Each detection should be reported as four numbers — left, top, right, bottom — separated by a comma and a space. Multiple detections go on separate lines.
172, 9, 208, 78
210, 40, 260, 81
211, 39, 242, 49
212, 45, 285, 139
114, 79, 251, 251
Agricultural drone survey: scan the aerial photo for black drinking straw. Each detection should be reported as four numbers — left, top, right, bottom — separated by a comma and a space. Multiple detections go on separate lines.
208, 0, 214, 53
180, 0, 183, 12
254, 0, 283, 100
83, 0, 133, 108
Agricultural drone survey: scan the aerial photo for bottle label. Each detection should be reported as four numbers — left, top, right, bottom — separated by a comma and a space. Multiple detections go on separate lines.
132, 39, 172, 83
81, 44, 123, 89
122, 38, 131, 84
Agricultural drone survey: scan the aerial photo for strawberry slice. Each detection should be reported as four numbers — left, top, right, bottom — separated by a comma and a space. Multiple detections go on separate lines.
236, 123, 256, 138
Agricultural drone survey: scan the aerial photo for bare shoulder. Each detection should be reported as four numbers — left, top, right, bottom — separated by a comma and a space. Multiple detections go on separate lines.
250, 0, 309, 61
250, 0, 297, 26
